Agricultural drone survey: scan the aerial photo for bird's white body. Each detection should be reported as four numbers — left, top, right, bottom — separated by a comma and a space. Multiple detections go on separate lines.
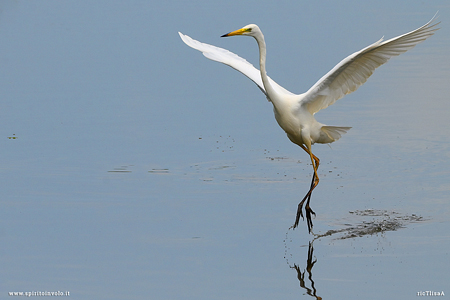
179, 16, 439, 231
273, 96, 326, 147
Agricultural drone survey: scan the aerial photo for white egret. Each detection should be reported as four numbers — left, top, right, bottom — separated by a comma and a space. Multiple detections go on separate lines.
179, 15, 439, 232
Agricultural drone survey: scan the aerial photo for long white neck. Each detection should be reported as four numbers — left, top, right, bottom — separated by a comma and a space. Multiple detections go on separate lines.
254, 33, 278, 101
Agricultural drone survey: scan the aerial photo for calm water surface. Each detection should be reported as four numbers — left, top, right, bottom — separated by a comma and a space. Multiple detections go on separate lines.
1, 1, 449, 299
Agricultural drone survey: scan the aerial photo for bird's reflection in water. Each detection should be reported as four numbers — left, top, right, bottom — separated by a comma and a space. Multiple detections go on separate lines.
290, 241, 322, 300
285, 209, 425, 299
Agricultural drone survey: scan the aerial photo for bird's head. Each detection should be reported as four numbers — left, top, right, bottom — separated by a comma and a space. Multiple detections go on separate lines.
221, 24, 261, 38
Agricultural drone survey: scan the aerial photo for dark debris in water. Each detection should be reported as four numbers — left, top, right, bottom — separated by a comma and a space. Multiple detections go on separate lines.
315, 209, 425, 240
267, 156, 290, 161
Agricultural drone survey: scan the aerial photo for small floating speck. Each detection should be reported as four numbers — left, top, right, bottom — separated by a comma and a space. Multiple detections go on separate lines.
108, 165, 132, 172
267, 156, 289, 161
209, 165, 234, 170
148, 169, 169, 174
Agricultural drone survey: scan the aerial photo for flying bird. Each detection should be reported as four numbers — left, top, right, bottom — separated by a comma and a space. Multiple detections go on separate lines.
179, 15, 439, 232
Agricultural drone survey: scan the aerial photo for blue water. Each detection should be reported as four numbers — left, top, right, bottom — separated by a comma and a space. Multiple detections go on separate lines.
1, 1, 449, 299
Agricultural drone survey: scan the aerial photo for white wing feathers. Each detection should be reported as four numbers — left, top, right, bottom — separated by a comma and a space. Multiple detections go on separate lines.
178, 32, 295, 98
302, 15, 440, 115
180, 15, 438, 112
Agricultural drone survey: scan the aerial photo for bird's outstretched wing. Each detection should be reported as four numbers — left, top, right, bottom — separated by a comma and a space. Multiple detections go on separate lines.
302, 14, 440, 115
179, 32, 295, 98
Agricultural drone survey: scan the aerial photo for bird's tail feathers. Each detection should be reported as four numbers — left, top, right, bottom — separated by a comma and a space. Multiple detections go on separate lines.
321, 126, 352, 142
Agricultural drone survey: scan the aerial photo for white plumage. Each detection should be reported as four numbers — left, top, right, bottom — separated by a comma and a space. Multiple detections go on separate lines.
179, 14, 439, 232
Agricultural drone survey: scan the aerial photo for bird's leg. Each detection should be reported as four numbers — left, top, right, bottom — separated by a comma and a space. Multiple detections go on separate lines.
292, 145, 320, 232
305, 151, 320, 232
292, 172, 315, 229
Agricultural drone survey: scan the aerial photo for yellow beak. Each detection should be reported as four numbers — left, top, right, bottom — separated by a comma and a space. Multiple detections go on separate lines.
221, 27, 250, 37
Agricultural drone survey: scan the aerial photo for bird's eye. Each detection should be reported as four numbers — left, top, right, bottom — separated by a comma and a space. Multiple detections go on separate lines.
244, 28, 252, 33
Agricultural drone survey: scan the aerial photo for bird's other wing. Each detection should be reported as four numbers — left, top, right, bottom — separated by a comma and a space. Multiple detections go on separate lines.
301, 14, 440, 115
179, 32, 295, 98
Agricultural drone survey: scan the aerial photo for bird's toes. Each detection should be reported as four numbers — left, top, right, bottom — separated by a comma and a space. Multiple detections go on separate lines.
307, 219, 314, 233
306, 206, 316, 217
299, 210, 305, 221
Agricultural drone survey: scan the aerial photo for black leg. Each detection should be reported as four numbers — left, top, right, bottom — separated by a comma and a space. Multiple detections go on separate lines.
305, 195, 316, 233
292, 172, 315, 228
291, 152, 320, 232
